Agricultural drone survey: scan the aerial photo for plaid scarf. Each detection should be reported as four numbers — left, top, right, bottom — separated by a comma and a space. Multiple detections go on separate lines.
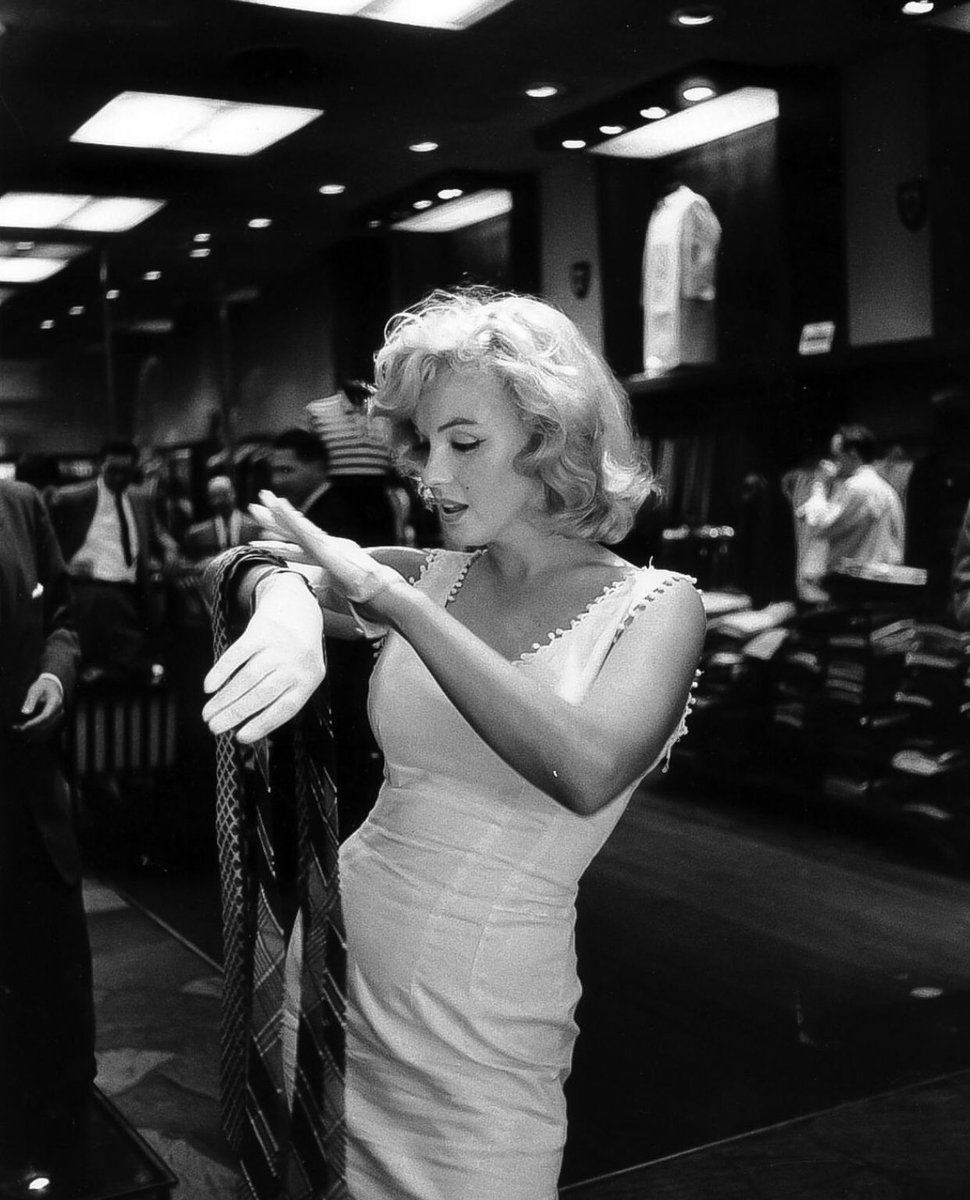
207, 546, 347, 1200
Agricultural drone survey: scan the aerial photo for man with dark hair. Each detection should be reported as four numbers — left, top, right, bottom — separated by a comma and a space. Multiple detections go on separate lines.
268, 429, 332, 526
182, 474, 261, 562
797, 422, 906, 584
267, 426, 389, 839
49, 440, 177, 677
0, 479, 95, 1169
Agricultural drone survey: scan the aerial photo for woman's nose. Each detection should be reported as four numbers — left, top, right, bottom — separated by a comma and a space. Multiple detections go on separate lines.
423, 444, 452, 487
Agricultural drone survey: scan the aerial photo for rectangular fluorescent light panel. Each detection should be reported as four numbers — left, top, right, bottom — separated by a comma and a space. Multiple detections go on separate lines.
71, 92, 323, 156
234, 0, 516, 30
0, 192, 165, 232
393, 188, 513, 232
0, 240, 89, 285
592, 86, 780, 159
0, 258, 71, 284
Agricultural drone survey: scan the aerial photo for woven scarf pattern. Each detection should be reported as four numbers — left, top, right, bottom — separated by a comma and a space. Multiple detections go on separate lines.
207, 546, 347, 1200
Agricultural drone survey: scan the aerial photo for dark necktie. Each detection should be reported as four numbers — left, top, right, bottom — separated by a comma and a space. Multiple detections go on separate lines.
114, 491, 134, 567
207, 546, 347, 1200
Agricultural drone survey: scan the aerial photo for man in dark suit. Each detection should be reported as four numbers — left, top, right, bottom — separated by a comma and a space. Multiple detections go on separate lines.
268, 428, 333, 525
182, 474, 261, 562
49, 440, 177, 678
267, 427, 390, 838
0, 479, 95, 1168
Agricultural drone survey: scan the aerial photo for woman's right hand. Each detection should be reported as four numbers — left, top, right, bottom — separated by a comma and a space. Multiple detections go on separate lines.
250, 491, 405, 617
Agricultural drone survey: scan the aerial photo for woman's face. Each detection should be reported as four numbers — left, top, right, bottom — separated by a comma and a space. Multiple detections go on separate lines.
413, 367, 544, 549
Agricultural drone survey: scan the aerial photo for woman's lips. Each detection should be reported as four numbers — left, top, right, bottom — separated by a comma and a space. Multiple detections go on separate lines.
437, 499, 467, 516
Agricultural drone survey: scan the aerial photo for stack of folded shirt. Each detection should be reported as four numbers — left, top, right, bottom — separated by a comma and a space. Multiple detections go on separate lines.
894, 623, 970, 732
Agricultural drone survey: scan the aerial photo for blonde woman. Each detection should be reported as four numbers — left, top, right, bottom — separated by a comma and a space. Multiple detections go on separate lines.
204, 288, 705, 1200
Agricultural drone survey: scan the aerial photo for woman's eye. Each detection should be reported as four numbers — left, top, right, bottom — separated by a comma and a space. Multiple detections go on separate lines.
453, 440, 480, 453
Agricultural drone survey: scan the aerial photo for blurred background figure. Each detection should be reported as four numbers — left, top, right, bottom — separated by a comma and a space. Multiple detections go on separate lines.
14, 451, 62, 509
49, 440, 178, 681
782, 452, 837, 604
306, 380, 410, 546
951, 500, 970, 629
0, 478, 95, 1173
268, 428, 332, 523
794, 424, 905, 599
905, 384, 970, 618
268, 415, 414, 840
182, 474, 261, 563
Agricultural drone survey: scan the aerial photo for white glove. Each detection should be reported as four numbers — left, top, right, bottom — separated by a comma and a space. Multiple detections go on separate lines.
202, 571, 325, 743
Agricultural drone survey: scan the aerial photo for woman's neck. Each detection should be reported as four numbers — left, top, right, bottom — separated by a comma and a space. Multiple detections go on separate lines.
479, 531, 617, 584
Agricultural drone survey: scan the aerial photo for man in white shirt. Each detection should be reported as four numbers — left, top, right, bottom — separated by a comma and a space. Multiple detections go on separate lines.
182, 474, 261, 562
797, 424, 905, 590
50, 440, 176, 678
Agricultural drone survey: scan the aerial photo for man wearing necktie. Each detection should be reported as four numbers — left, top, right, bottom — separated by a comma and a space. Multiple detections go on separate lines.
49, 440, 178, 679
0, 478, 95, 1171
183, 474, 261, 563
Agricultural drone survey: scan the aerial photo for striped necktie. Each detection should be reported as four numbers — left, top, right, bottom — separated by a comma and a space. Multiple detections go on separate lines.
113, 490, 134, 567
207, 546, 347, 1200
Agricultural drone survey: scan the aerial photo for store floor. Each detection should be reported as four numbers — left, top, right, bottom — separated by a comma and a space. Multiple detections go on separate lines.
89, 775, 970, 1196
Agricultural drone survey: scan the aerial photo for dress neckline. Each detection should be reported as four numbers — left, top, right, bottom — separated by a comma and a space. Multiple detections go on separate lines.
440, 547, 640, 666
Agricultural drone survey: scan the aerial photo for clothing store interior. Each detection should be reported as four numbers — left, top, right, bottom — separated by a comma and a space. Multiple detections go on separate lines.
4, 0, 970, 1196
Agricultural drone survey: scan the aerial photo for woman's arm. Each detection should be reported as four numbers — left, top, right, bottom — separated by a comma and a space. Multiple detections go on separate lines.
210, 499, 705, 813
201, 545, 428, 738
375, 572, 705, 815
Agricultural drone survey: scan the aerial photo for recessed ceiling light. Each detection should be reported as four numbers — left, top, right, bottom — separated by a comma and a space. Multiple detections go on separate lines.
682, 84, 717, 103
561, 138, 587, 150
409, 141, 439, 153
190, 247, 211, 258
193, 232, 211, 243
69, 305, 86, 316
437, 187, 464, 200
393, 187, 513, 232
106, 289, 120, 300
413, 199, 434, 210
249, 217, 273, 229
319, 183, 346, 195
640, 106, 670, 120
233, 0, 516, 30
594, 86, 779, 159
40, 319, 55, 330
901, 0, 933, 12
71, 91, 323, 156
525, 84, 561, 99
599, 124, 627, 136
143, 270, 162, 281
0, 192, 165, 233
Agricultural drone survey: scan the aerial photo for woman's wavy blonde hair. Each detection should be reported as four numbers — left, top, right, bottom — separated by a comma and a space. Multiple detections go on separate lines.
369, 287, 655, 544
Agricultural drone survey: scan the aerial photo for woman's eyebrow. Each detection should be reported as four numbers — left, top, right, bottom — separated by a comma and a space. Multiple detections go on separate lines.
438, 417, 478, 432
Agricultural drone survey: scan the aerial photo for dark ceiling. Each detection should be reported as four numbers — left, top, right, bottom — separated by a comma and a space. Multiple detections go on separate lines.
0, 0, 966, 353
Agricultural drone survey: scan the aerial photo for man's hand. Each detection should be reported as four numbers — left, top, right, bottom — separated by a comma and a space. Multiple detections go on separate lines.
202, 572, 325, 743
13, 675, 65, 741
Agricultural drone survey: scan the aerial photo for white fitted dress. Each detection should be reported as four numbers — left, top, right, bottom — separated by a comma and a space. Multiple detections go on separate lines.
339, 549, 694, 1200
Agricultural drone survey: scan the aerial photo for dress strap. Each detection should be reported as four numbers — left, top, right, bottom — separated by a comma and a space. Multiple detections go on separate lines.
412, 548, 483, 607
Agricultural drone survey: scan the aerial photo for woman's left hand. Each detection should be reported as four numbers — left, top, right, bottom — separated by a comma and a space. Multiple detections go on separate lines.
250, 491, 403, 617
